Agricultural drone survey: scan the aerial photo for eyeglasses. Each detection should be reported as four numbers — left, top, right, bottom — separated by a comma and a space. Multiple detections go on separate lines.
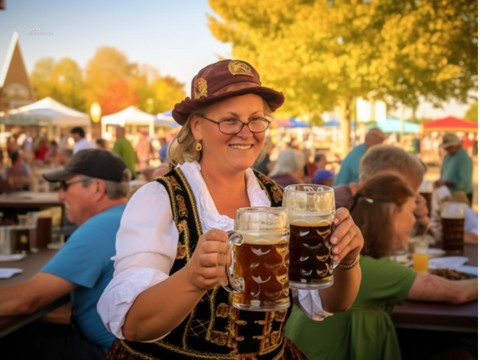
199, 115, 270, 135
59, 178, 86, 191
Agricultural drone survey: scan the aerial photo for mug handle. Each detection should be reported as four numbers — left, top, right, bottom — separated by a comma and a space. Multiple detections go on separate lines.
219, 230, 245, 293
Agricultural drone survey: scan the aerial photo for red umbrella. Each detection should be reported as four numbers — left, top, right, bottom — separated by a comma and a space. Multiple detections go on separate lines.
422, 116, 478, 133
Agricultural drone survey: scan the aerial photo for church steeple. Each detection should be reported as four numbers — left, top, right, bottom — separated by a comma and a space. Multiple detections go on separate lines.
0, 32, 37, 111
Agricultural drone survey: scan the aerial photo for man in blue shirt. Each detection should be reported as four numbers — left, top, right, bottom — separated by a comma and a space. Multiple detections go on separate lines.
334, 127, 385, 185
0, 149, 130, 359
435, 133, 474, 204
158, 137, 169, 163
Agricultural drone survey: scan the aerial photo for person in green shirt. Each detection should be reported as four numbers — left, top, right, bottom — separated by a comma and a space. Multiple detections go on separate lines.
112, 126, 137, 180
286, 174, 478, 360
434, 133, 474, 204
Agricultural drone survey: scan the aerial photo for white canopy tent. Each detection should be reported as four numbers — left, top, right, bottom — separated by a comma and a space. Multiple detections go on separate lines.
101, 106, 170, 137
0, 97, 91, 140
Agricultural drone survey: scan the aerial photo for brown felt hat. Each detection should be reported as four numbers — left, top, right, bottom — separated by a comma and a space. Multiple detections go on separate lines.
440, 133, 464, 148
172, 59, 285, 125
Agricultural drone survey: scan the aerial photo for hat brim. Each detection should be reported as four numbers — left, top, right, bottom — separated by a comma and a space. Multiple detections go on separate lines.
172, 86, 285, 125
42, 168, 76, 182
440, 140, 464, 148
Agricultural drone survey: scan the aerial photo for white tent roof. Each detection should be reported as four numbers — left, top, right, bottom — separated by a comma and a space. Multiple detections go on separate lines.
3, 97, 90, 126
102, 106, 170, 127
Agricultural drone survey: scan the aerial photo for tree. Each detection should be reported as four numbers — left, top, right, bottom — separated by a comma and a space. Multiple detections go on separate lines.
150, 75, 186, 114
464, 102, 478, 122
208, 0, 478, 155
98, 79, 139, 115
130, 65, 187, 114
51, 58, 86, 111
30, 57, 86, 111
84, 47, 138, 108
85, 47, 186, 115
30, 57, 55, 100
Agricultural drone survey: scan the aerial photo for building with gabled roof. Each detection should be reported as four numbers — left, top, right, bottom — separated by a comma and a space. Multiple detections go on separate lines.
0, 32, 37, 112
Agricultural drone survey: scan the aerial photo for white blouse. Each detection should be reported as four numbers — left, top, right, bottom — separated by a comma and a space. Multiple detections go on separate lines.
97, 161, 329, 341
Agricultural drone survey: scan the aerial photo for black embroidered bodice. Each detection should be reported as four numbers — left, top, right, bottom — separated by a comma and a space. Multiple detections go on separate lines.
117, 168, 290, 360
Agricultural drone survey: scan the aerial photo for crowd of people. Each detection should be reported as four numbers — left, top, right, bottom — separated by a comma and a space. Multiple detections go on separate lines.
0, 125, 173, 193
0, 59, 477, 360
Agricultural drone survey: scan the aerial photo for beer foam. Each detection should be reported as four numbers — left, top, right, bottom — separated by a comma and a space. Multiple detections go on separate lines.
289, 213, 332, 226
284, 190, 335, 214
240, 230, 289, 245
441, 213, 465, 220
419, 180, 433, 193
441, 202, 465, 219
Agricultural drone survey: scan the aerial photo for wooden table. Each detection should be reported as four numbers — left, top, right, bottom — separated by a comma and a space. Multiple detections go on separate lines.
0, 192, 63, 210
392, 242, 478, 333
0, 249, 69, 338
0, 191, 65, 226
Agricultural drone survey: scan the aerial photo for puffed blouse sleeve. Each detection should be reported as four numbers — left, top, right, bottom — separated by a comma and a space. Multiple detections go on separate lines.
97, 181, 179, 340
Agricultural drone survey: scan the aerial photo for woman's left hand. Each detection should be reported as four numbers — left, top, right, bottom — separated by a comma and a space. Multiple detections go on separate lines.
330, 207, 363, 265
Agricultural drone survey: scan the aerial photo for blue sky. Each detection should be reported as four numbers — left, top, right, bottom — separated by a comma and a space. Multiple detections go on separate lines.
0, 0, 231, 89
0, 0, 475, 119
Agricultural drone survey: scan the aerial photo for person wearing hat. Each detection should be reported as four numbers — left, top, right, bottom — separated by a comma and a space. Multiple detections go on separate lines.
434, 133, 473, 204
98, 59, 364, 360
0, 149, 131, 359
312, 169, 335, 187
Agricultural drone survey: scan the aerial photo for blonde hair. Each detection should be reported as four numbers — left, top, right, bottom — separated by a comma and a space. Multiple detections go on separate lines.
168, 99, 273, 170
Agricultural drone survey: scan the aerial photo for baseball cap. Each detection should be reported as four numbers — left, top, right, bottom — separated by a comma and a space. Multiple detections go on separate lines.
312, 169, 335, 184
43, 149, 128, 182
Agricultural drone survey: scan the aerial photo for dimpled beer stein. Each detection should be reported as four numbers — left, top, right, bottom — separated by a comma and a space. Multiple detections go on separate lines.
283, 184, 337, 289
221, 207, 290, 312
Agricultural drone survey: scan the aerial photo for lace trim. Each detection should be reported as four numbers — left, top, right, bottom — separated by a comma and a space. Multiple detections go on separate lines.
179, 162, 270, 232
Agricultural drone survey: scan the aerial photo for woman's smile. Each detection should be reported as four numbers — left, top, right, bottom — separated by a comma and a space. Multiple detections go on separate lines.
229, 144, 254, 150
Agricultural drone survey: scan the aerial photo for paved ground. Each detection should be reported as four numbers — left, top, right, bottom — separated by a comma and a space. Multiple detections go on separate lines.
423, 156, 478, 212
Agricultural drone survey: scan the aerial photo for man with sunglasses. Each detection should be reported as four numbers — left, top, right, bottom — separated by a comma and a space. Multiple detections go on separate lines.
0, 149, 130, 360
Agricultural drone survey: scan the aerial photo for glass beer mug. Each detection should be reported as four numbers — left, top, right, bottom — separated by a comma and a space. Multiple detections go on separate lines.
419, 180, 433, 218
283, 184, 337, 289
220, 207, 290, 312
441, 201, 465, 253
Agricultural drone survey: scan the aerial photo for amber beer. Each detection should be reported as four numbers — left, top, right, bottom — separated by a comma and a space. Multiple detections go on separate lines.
232, 231, 289, 311
289, 218, 334, 289
441, 202, 465, 253
222, 207, 290, 312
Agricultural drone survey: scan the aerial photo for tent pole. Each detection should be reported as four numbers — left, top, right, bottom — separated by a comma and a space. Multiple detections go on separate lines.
55, 125, 60, 143
149, 122, 154, 137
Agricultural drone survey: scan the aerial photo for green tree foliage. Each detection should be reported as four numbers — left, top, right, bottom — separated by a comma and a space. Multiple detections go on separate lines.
464, 101, 478, 122
131, 65, 187, 114
51, 58, 86, 111
30, 57, 86, 111
30, 57, 55, 100
208, 0, 477, 152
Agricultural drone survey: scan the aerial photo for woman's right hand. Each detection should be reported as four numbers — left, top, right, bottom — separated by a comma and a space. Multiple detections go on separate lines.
184, 229, 229, 292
